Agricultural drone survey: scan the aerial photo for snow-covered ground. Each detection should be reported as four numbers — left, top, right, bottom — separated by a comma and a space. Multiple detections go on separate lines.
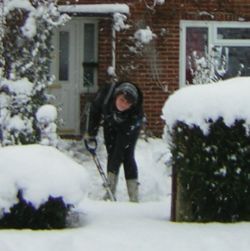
0, 136, 250, 251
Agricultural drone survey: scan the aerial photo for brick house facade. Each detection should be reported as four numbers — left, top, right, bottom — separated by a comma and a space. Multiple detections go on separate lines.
55, 0, 250, 137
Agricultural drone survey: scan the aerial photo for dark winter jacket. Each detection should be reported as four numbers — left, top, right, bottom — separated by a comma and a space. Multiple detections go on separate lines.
86, 82, 144, 138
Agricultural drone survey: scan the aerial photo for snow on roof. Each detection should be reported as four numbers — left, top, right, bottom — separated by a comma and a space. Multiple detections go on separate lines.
58, 4, 130, 15
162, 77, 250, 134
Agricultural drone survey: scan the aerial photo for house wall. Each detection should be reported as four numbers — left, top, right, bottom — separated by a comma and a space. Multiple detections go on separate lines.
59, 0, 250, 137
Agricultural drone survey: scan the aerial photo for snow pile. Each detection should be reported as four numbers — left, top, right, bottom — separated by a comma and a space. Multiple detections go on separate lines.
36, 104, 58, 146
162, 77, 250, 134
36, 104, 57, 124
136, 138, 171, 201
0, 145, 89, 215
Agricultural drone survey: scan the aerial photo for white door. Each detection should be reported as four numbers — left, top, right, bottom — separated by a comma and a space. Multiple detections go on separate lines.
50, 20, 80, 135
50, 18, 98, 135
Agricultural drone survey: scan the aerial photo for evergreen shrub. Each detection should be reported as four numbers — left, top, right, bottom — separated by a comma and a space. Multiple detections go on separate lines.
0, 190, 72, 229
171, 117, 250, 222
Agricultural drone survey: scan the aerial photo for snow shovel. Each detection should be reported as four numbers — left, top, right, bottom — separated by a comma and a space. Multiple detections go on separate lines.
84, 140, 116, 201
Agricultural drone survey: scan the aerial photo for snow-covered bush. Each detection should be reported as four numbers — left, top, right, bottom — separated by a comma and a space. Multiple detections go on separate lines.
0, 144, 89, 229
0, 191, 71, 229
0, 0, 69, 145
0, 78, 39, 145
162, 77, 250, 222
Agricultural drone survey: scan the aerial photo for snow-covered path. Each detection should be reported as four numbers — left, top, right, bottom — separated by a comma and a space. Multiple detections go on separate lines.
1, 137, 250, 251
62, 136, 171, 202
1, 198, 250, 251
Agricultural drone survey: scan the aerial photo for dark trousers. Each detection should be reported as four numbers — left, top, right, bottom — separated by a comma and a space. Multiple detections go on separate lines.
103, 125, 140, 180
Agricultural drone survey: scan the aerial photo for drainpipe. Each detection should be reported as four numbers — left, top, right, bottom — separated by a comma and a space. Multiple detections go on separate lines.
112, 23, 116, 71
111, 18, 117, 83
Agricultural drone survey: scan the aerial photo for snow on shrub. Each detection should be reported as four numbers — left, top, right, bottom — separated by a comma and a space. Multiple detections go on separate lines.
113, 12, 130, 31
162, 77, 250, 222
0, 0, 69, 146
0, 144, 89, 228
134, 26, 156, 45
162, 77, 250, 135
0, 78, 36, 145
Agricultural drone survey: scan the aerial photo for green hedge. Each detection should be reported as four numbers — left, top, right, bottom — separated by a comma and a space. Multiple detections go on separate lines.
171, 118, 250, 222
0, 190, 72, 229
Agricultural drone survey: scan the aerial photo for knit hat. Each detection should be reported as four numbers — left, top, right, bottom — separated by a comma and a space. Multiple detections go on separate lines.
114, 82, 138, 104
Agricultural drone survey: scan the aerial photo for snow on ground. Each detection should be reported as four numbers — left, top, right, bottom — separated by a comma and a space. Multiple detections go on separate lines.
0, 137, 250, 251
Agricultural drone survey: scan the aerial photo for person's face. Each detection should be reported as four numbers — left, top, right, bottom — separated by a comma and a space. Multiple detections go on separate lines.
115, 94, 132, 111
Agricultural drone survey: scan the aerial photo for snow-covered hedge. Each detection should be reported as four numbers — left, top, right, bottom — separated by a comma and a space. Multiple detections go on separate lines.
0, 145, 89, 229
0, 0, 69, 146
162, 77, 250, 222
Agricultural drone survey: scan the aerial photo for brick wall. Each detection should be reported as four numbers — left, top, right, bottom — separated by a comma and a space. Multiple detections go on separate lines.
59, 0, 250, 137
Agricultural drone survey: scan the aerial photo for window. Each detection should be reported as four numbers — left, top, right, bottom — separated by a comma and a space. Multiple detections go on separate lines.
52, 19, 98, 92
59, 31, 69, 81
82, 23, 98, 90
217, 28, 250, 39
180, 21, 250, 86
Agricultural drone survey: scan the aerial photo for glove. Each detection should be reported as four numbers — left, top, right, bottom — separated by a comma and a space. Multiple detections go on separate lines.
84, 134, 97, 154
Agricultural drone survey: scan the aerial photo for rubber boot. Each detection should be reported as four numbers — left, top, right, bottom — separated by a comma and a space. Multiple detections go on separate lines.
103, 172, 118, 200
126, 179, 139, 202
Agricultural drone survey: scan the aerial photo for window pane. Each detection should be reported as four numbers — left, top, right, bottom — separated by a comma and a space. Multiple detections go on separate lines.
186, 27, 208, 84
217, 28, 250, 39
59, 31, 69, 81
83, 23, 97, 88
84, 23, 95, 62
215, 46, 250, 79
83, 66, 94, 87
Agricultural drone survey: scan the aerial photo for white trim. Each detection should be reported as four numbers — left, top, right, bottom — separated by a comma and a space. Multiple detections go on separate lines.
58, 4, 130, 15
179, 22, 185, 88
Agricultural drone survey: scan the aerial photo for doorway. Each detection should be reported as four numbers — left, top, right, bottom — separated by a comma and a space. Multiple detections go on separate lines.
50, 18, 98, 135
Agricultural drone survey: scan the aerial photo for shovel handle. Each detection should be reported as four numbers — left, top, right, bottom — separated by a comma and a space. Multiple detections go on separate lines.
84, 138, 97, 155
